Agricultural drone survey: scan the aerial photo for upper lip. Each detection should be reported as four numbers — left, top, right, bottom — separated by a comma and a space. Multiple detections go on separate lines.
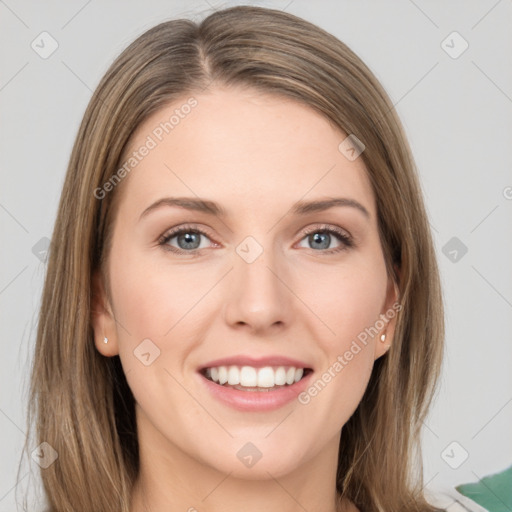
198, 355, 313, 371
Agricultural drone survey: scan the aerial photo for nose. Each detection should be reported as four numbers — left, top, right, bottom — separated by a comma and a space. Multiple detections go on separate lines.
223, 245, 292, 333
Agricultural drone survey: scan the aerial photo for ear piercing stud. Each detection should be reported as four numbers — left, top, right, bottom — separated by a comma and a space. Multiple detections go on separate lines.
380, 333, 391, 349
104, 337, 108, 344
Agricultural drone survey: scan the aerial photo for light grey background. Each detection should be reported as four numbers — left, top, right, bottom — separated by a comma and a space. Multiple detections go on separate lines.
1, 0, 511, 510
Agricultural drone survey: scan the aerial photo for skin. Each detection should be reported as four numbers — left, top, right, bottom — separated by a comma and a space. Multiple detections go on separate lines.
92, 85, 397, 512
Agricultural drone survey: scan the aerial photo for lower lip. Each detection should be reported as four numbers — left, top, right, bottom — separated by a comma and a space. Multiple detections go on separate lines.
198, 371, 313, 412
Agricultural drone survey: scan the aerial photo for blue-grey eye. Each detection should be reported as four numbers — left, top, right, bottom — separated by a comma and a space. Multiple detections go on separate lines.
161, 228, 212, 253
297, 228, 350, 251
308, 232, 332, 250
175, 231, 202, 250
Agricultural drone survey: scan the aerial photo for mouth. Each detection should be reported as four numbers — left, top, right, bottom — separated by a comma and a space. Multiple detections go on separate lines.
199, 365, 314, 392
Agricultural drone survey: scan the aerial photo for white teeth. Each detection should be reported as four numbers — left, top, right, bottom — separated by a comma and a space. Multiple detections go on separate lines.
274, 366, 286, 385
227, 366, 240, 385
257, 367, 275, 388
218, 366, 228, 385
204, 365, 308, 388
240, 366, 257, 387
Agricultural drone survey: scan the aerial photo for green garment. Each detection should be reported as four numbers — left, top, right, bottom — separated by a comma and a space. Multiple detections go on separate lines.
456, 465, 512, 512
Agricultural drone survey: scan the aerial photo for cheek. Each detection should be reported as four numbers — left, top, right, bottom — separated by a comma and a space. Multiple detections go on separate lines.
297, 257, 388, 348
109, 247, 203, 342
293, 257, 387, 414
108, 249, 203, 417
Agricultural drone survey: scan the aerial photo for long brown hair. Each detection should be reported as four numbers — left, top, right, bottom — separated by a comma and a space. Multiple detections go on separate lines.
26, 5, 444, 511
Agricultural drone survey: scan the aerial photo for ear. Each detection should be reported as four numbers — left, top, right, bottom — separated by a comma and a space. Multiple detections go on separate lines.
373, 269, 400, 360
91, 270, 119, 357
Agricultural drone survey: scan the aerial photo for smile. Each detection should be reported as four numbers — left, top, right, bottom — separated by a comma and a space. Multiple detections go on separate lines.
202, 365, 312, 391
198, 357, 314, 411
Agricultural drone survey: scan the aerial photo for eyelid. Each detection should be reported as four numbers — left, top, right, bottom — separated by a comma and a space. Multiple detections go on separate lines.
158, 223, 213, 241
158, 223, 217, 250
299, 223, 352, 240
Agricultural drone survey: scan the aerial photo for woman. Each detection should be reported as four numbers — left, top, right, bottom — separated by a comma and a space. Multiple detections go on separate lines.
28, 5, 444, 512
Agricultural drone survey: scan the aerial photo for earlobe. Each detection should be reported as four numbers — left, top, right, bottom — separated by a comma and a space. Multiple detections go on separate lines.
91, 270, 119, 357
374, 274, 400, 360
377, 331, 392, 356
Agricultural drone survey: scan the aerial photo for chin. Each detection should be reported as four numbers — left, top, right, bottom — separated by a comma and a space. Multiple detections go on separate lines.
196, 438, 309, 480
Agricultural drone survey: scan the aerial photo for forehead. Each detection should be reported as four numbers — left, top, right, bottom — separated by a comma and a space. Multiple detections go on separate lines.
115, 86, 375, 221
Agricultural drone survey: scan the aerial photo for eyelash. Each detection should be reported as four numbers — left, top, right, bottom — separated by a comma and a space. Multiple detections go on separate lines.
158, 223, 354, 256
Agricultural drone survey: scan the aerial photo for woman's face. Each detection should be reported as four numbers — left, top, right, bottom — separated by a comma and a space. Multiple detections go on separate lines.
93, 86, 397, 480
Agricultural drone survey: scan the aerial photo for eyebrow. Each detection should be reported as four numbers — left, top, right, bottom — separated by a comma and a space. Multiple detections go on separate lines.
139, 196, 370, 221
